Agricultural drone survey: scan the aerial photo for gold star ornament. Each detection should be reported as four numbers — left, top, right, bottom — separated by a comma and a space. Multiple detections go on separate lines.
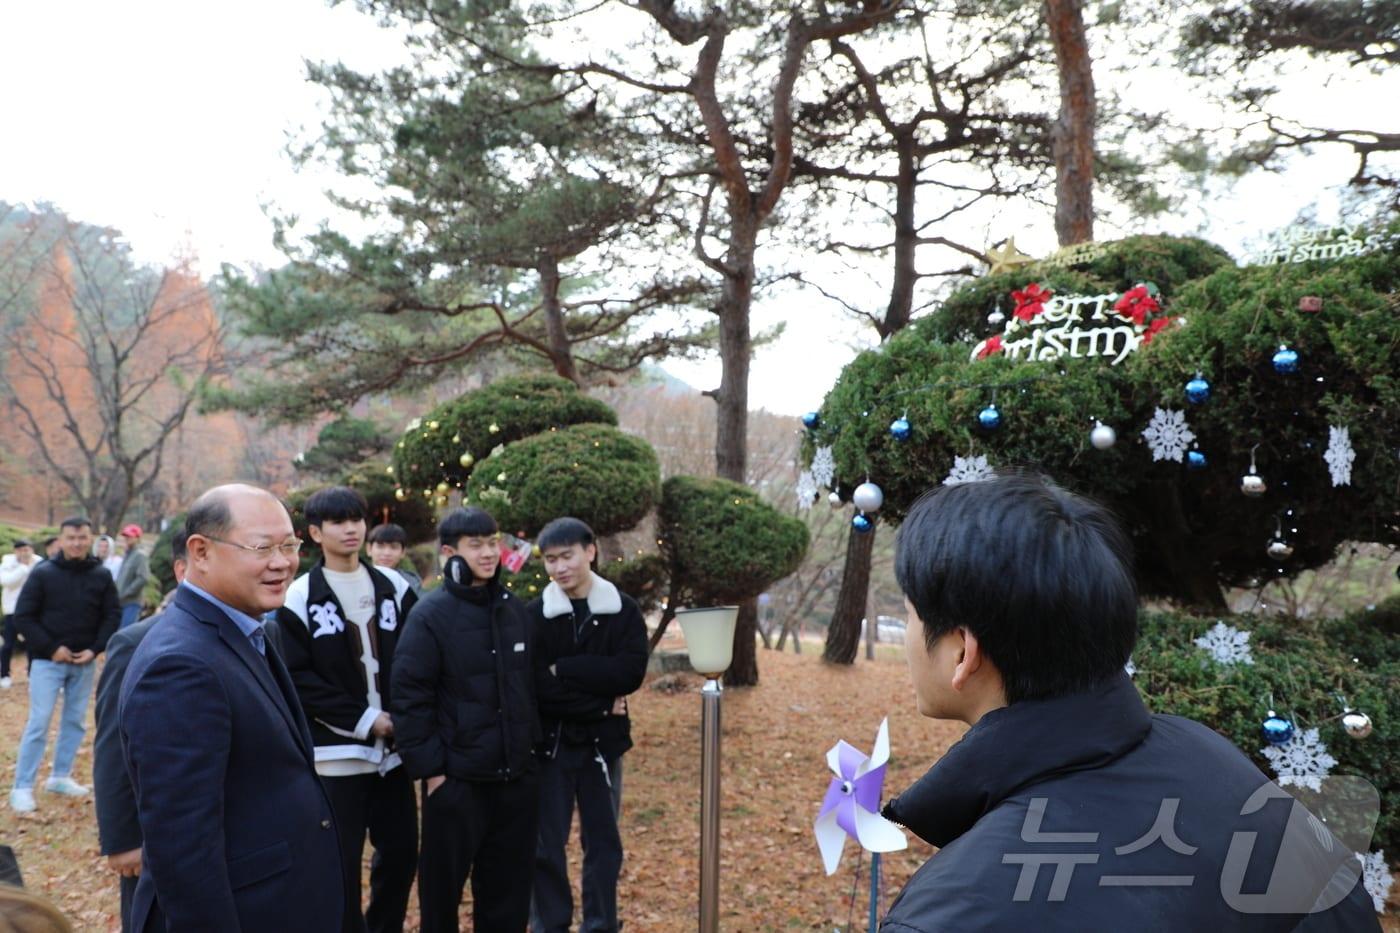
984, 238, 1036, 276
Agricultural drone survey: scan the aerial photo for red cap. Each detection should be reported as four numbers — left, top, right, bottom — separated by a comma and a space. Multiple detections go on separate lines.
120, 524, 143, 538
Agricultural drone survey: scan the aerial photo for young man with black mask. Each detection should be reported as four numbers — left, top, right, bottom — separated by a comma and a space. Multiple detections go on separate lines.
529, 517, 648, 933
881, 472, 1378, 932
275, 486, 418, 933
392, 507, 540, 933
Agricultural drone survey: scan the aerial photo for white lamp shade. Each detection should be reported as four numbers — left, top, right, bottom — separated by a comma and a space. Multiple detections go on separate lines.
676, 606, 739, 678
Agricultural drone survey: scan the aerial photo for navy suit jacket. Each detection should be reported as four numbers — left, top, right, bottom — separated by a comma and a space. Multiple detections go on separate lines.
94, 614, 161, 857
119, 586, 343, 933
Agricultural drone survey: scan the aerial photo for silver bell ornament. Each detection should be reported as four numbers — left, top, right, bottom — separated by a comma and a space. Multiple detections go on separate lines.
1090, 421, 1117, 450
1342, 710, 1373, 739
1241, 445, 1267, 497
852, 481, 885, 513
827, 491, 843, 510
987, 301, 1006, 327
1267, 538, 1293, 560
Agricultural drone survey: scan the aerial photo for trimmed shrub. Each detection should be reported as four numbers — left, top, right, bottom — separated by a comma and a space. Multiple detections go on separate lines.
149, 515, 186, 592
1132, 606, 1399, 853
464, 423, 660, 539
599, 552, 669, 614
658, 475, 809, 604
392, 374, 616, 494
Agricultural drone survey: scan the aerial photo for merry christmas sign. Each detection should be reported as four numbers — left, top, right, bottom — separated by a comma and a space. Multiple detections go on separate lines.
971, 283, 1172, 367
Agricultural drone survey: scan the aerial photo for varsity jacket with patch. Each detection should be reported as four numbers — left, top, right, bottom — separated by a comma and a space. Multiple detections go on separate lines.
275, 559, 416, 772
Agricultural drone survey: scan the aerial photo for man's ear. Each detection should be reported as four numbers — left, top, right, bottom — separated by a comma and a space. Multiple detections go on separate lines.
185, 535, 211, 566
950, 626, 985, 692
439, 543, 456, 560
307, 524, 325, 545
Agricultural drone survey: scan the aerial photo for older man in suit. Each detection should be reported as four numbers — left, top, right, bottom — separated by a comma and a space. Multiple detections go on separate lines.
119, 484, 343, 933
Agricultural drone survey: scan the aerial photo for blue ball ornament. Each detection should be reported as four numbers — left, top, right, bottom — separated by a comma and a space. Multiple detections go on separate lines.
978, 404, 1002, 431
1187, 449, 1207, 470
889, 417, 912, 442
802, 411, 821, 430
1261, 712, 1294, 746
852, 513, 874, 534
1272, 345, 1299, 374
1185, 375, 1211, 405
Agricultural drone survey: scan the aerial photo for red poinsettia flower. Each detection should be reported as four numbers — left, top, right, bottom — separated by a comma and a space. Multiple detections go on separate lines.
976, 335, 1004, 359
1011, 283, 1053, 321
1113, 285, 1161, 326
1141, 315, 1173, 344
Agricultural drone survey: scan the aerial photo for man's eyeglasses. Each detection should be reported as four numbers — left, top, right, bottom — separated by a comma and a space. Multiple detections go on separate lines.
202, 536, 303, 561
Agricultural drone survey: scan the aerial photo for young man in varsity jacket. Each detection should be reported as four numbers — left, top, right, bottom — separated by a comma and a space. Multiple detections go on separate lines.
274, 486, 418, 933
529, 517, 649, 933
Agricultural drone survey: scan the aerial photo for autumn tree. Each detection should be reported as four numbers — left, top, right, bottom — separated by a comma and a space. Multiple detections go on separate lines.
0, 206, 229, 531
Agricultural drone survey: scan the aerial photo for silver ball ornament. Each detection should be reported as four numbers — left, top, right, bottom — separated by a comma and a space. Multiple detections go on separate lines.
987, 307, 1006, 327
852, 481, 884, 513
1090, 421, 1117, 450
1266, 538, 1294, 560
1342, 710, 1373, 739
827, 491, 843, 510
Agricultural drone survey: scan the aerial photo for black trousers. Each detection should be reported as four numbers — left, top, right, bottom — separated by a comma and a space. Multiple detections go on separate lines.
119, 873, 137, 933
531, 747, 624, 933
0, 613, 17, 677
322, 767, 419, 933
418, 774, 540, 933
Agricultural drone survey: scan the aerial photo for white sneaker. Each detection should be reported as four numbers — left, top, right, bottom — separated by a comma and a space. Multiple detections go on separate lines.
9, 788, 35, 812
44, 776, 89, 797
0, 676, 11, 688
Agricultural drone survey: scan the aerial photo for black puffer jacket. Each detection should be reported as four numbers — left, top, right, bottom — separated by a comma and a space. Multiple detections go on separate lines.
880, 673, 1379, 932
391, 557, 540, 782
11, 553, 120, 663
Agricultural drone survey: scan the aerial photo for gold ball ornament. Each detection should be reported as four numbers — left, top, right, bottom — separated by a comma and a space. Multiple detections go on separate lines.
459, 452, 475, 468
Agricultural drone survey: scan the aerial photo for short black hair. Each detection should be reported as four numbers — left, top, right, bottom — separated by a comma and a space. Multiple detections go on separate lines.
42, 536, 58, 549
537, 517, 595, 552
13, 539, 30, 549
59, 516, 92, 531
438, 507, 497, 547
304, 486, 368, 527
894, 471, 1137, 704
367, 523, 407, 547
170, 529, 190, 564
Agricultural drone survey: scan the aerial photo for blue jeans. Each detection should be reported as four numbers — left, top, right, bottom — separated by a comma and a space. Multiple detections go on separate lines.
120, 603, 142, 629
13, 659, 96, 790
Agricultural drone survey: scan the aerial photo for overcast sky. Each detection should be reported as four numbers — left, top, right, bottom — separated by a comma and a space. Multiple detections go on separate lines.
2, 0, 1394, 415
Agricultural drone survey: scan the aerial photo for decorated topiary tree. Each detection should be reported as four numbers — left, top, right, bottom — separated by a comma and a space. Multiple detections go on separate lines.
391, 374, 616, 500
808, 231, 1399, 611
652, 475, 810, 671
464, 423, 661, 538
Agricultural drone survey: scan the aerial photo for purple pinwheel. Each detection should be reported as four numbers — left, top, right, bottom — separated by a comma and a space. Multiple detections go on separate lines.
814, 717, 908, 875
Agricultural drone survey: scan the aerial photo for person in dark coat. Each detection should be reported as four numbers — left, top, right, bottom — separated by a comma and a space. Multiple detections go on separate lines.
9, 516, 120, 812
119, 485, 343, 933
93, 529, 188, 933
392, 507, 540, 933
879, 473, 1379, 933
528, 517, 648, 933
275, 486, 418, 933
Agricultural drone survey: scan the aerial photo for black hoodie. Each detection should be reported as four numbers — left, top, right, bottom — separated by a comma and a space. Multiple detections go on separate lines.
10, 552, 120, 663
391, 556, 540, 782
879, 673, 1379, 932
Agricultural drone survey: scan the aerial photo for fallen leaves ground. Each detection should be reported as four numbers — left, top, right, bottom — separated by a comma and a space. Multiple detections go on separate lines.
0, 641, 1393, 931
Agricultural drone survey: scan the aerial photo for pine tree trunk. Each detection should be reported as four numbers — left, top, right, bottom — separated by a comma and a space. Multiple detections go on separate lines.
824, 525, 874, 665
538, 254, 583, 386
1045, 0, 1097, 246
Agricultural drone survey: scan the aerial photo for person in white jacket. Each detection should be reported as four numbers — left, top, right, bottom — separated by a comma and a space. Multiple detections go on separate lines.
1, 540, 40, 688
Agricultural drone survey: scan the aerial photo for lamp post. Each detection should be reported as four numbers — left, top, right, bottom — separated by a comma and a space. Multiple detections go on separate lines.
675, 605, 739, 933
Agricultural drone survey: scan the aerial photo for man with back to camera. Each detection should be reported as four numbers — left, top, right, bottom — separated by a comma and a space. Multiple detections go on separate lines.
392, 506, 541, 933
529, 517, 649, 933
880, 471, 1378, 932
0, 537, 40, 689
275, 486, 418, 933
93, 529, 189, 933
118, 484, 343, 933
9, 516, 120, 812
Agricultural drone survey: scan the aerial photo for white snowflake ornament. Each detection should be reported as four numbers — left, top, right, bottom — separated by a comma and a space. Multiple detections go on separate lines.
943, 455, 995, 487
1261, 727, 1337, 792
1194, 621, 1254, 666
1324, 425, 1355, 487
795, 470, 818, 510
1357, 850, 1394, 913
809, 446, 836, 489
1142, 407, 1196, 463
